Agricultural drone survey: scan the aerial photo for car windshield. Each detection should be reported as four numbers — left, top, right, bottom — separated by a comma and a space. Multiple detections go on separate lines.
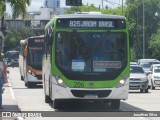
154, 66, 160, 73
55, 31, 127, 74
130, 66, 144, 73
141, 61, 160, 68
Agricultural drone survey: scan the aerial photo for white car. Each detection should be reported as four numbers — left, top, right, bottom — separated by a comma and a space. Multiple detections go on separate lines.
138, 59, 159, 65
141, 61, 160, 74
129, 65, 149, 93
147, 64, 160, 90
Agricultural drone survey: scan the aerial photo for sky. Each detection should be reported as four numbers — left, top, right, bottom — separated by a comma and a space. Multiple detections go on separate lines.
6, 0, 123, 15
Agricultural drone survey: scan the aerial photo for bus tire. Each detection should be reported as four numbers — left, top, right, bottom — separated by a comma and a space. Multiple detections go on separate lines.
145, 89, 148, 93
45, 94, 52, 103
111, 99, 120, 109
25, 82, 27, 87
21, 75, 24, 81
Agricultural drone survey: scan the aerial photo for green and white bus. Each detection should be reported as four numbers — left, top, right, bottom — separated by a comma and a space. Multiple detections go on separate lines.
43, 14, 130, 109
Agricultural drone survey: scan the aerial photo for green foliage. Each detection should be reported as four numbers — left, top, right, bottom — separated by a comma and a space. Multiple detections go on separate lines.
4, 29, 35, 53
64, 4, 124, 15
65, 4, 100, 14
149, 29, 160, 60
0, 0, 31, 19
125, 0, 160, 59
101, 7, 124, 15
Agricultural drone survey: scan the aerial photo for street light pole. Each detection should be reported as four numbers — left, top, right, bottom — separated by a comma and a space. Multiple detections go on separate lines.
143, 0, 145, 59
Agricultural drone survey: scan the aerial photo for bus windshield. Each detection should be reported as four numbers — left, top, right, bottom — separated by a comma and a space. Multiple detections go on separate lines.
28, 47, 43, 67
56, 32, 127, 74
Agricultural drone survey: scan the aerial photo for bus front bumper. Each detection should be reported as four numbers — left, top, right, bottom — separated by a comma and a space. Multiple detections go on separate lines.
27, 72, 42, 83
51, 83, 129, 101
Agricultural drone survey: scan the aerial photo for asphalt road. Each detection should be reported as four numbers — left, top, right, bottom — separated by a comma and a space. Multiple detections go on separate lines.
7, 67, 160, 120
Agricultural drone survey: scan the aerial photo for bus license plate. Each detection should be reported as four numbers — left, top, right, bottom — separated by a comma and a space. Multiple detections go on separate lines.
84, 94, 97, 99
130, 84, 139, 87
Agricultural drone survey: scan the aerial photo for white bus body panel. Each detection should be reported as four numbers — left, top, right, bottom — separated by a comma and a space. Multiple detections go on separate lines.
25, 72, 42, 83
51, 79, 129, 100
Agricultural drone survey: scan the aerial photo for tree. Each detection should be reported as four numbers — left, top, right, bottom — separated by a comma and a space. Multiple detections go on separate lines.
149, 29, 160, 60
4, 29, 35, 53
0, 0, 31, 56
65, 4, 100, 14
101, 7, 124, 15
125, 0, 160, 60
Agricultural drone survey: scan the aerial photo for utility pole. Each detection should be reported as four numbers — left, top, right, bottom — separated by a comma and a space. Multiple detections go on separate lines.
102, 0, 104, 9
122, 0, 123, 15
143, 0, 145, 59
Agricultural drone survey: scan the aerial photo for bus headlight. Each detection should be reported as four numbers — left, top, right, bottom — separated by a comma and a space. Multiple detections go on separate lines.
119, 79, 125, 84
27, 69, 35, 77
55, 76, 67, 88
115, 79, 127, 88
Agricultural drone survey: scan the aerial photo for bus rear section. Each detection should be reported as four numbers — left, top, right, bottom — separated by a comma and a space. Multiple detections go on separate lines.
22, 36, 44, 88
43, 14, 130, 109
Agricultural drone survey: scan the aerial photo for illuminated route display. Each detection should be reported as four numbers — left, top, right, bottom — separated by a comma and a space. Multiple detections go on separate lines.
57, 18, 126, 29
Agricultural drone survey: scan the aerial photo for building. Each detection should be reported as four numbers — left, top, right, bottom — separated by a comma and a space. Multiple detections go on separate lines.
3, 0, 67, 33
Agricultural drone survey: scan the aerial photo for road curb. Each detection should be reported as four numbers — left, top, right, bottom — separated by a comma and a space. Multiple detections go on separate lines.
2, 82, 21, 112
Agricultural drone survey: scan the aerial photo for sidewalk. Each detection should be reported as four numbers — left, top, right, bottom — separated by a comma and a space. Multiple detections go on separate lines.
1, 83, 20, 112
0, 82, 21, 120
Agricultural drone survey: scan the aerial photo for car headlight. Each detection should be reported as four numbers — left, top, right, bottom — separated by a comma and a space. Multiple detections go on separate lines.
154, 76, 160, 79
55, 75, 67, 88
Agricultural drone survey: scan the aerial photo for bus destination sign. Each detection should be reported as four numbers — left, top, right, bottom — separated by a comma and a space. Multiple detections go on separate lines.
69, 21, 114, 28
34, 39, 44, 43
57, 19, 125, 29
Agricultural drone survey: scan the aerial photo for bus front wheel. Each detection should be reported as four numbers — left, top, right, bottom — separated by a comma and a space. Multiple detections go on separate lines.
21, 75, 24, 81
111, 99, 120, 109
45, 94, 52, 103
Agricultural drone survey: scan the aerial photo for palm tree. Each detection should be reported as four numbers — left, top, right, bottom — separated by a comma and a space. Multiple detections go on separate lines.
0, 0, 31, 56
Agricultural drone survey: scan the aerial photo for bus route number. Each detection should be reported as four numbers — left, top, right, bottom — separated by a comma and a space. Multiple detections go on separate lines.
74, 82, 84, 88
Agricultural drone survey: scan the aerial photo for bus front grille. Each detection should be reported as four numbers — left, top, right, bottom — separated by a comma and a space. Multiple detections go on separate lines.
71, 90, 111, 98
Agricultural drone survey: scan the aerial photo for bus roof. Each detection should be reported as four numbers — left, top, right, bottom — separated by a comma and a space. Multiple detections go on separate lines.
22, 35, 44, 45
45, 14, 126, 29
55, 14, 125, 19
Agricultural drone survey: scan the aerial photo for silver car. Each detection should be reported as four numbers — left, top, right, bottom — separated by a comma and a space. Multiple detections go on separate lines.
141, 61, 160, 74
129, 65, 149, 93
